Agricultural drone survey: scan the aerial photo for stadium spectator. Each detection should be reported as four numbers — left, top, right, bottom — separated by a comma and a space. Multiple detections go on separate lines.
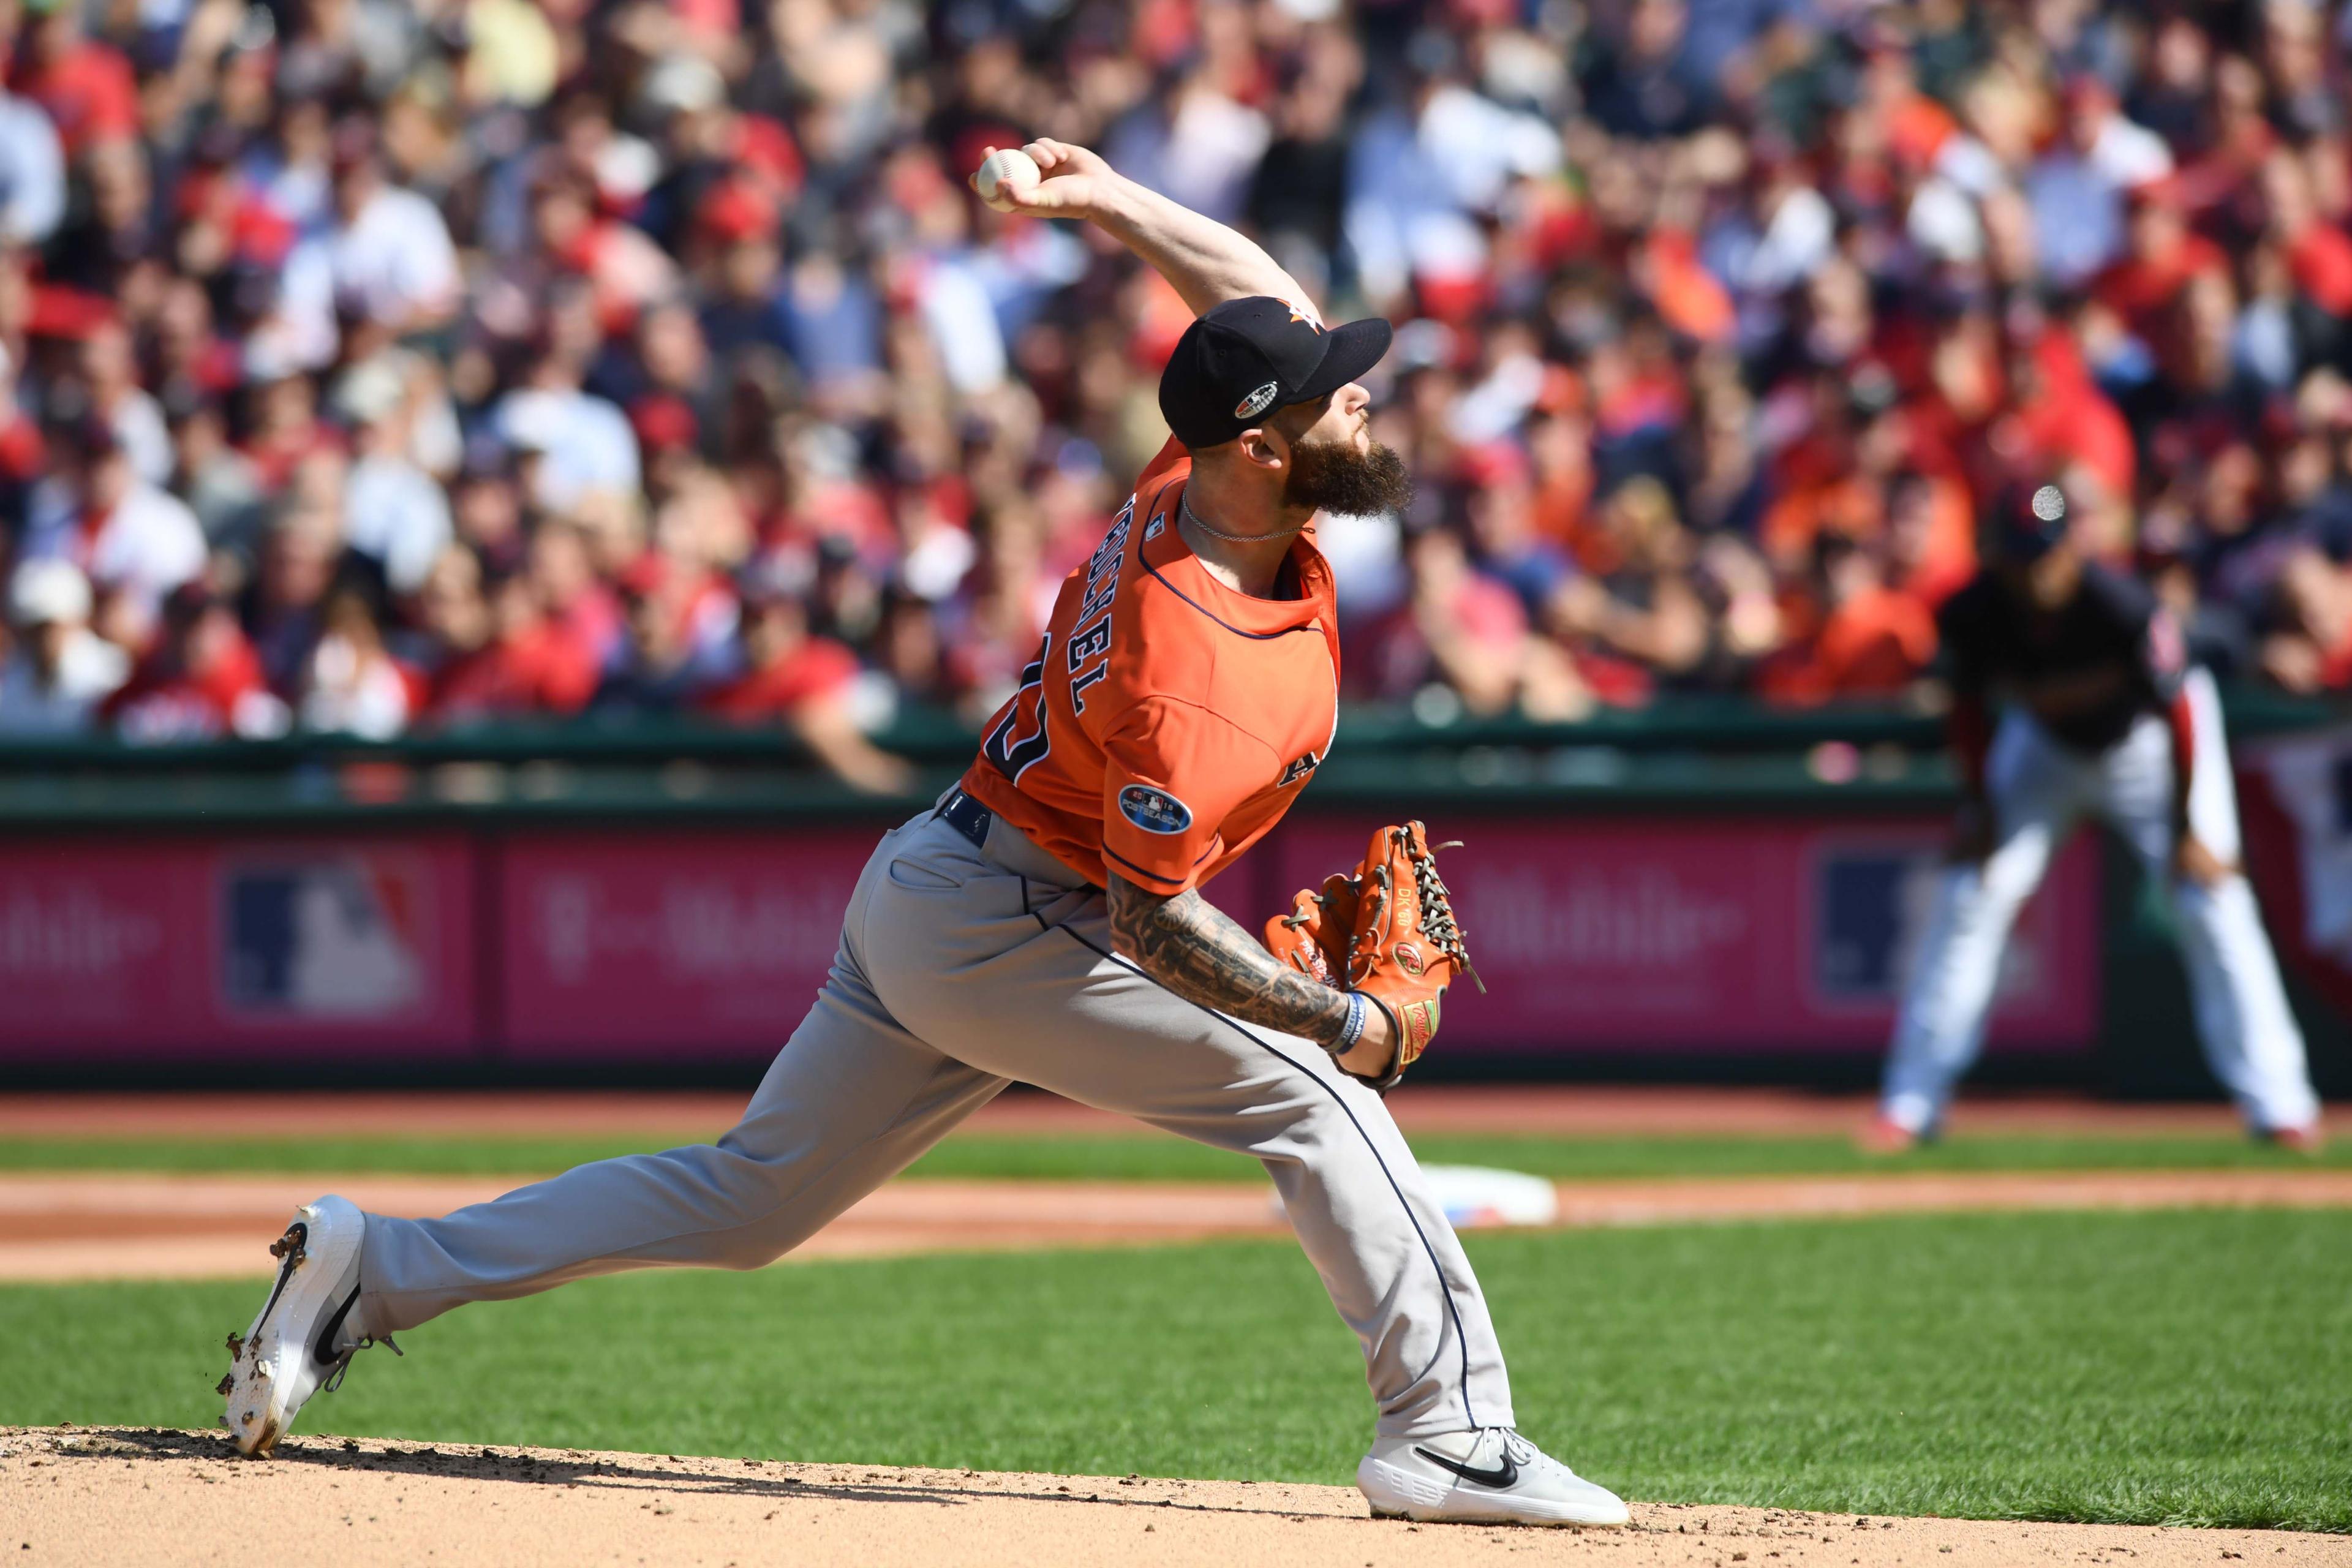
0, 75, 61, 246
1548, 476, 1709, 695
429, 559, 601, 721
14, 0, 136, 159
704, 560, 911, 794
1365, 521, 1593, 722
2263, 530, 2352, 694
107, 579, 285, 741
296, 582, 412, 741
1761, 533, 1940, 705
19, 419, 205, 648
0, 556, 123, 732
0, 0, 2345, 783
594, 548, 730, 714
336, 355, 453, 595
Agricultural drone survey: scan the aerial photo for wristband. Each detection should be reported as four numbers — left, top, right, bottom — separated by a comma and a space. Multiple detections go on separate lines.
1336, 991, 1368, 1053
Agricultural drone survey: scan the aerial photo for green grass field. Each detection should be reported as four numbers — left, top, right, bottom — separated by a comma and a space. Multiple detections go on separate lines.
2, 1210, 2345, 1531
1, 1127, 2341, 1182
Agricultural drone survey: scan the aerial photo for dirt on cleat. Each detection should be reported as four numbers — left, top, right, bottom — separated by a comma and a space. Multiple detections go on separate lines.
224, 1332, 244, 1357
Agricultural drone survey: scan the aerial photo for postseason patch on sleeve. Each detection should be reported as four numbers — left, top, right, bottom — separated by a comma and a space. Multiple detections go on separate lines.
1117, 783, 1194, 834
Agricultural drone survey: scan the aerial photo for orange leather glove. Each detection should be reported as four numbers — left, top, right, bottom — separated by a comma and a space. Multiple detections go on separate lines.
1264, 822, 1480, 1085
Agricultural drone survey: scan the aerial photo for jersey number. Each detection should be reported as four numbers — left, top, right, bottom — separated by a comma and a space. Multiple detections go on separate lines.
981, 500, 1136, 780
981, 638, 1053, 780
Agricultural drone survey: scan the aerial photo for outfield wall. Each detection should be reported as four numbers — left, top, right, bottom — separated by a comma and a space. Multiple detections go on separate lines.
0, 815, 2101, 1070
0, 692, 2342, 1086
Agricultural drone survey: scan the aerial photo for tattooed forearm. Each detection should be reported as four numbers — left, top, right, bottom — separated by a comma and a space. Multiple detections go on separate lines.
1106, 873, 1352, 1049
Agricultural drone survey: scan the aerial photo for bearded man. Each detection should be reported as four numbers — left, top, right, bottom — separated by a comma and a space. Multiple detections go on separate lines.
217, 140, 1629, 1530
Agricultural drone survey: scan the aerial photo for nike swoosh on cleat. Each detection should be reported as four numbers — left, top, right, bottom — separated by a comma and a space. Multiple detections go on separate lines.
311, 1282, 363, 1371
1413, 1446, 1519, 1489
250, 1223, 309, 1340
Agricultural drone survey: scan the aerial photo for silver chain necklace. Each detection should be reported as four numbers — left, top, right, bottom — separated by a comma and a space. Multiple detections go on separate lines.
1179, 488, 1308, 543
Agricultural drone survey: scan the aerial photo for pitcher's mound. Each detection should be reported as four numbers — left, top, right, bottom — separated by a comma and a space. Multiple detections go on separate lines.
0, 1427, 2338, 1567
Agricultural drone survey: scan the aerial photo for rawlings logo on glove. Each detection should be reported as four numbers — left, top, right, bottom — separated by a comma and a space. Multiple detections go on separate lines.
1264, 821, 1482, 1087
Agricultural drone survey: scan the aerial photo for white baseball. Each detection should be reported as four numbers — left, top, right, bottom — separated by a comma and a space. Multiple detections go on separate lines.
974, 147, 1040, 214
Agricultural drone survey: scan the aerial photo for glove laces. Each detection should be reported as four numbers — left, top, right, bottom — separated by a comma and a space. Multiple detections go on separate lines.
1408, 834, 1485, 993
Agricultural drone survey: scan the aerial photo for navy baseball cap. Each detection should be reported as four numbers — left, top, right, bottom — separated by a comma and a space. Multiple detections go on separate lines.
1158, 296, 1392, 450
1996, 481, 2072, 561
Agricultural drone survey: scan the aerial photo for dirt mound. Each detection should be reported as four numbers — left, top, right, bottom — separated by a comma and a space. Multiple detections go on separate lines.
0, 1427, 2337, 1567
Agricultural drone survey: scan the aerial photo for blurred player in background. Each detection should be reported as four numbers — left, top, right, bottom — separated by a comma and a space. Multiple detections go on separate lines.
1871, 484, 2323, 1152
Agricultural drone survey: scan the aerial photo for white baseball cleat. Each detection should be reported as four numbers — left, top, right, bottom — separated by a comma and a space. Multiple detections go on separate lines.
1358, 1427, 1630, 1526
217, 1196, 395, 1455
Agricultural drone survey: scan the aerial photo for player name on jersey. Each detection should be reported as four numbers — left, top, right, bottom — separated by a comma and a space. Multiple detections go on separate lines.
959, 437, 1340, 896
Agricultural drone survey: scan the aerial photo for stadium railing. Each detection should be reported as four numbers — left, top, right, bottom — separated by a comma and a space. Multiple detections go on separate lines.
0, 687, 2334, 825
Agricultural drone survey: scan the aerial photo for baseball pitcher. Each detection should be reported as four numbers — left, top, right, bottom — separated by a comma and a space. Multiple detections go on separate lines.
217, 141, 1629, 1529
1871, 483, 2323, 1150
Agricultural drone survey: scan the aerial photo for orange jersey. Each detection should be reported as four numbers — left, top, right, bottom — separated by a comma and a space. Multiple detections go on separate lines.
958, 439, 1340, 894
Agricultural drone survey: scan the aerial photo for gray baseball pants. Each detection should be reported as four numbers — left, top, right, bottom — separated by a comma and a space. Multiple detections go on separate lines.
1882, 668, 2320, 1136
358, 802, 1515, 1438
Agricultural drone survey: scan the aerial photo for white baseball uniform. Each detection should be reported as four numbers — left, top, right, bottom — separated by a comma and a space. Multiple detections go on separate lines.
1881, 562, 2320, 1137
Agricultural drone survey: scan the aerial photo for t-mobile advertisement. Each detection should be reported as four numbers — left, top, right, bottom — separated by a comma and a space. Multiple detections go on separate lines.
0, 837, 478, 1061
497, 834, 872, 1061
0, 815, 2101, 1066
1264, 818, 2101, 1054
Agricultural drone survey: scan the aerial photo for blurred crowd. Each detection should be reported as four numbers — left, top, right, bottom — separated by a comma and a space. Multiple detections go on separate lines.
1, 0, 2351, 772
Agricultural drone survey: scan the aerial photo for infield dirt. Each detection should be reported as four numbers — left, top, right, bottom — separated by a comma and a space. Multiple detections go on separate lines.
6, 1167, 2350, 1281
4, 1427, 2345, 1568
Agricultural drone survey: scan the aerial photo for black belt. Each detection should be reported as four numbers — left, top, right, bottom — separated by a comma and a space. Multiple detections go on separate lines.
937, 788, 994, 851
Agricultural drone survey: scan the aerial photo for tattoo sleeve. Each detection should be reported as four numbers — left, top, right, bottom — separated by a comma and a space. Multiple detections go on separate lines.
1106, 873, 1351, 1050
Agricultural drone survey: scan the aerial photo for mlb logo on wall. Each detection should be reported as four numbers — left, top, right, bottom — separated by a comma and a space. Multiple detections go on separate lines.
1813, 848, 1923, 1002
1810, 839, 2041, 1009
221, 853, 428, 1018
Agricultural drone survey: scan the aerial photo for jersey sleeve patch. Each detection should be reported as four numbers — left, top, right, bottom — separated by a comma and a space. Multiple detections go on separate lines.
1117, 783, 1193, 834
1100, 696, 1265, 893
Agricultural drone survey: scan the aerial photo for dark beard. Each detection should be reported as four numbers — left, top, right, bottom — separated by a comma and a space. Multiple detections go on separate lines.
1284, 437, 1413, 517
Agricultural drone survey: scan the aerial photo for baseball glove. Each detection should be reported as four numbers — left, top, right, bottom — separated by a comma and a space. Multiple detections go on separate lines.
1265, 822, 1481, 1088
1265, 870, 1360, 988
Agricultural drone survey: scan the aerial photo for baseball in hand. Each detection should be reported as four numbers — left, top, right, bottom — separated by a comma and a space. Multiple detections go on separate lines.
974, 147, 1040, 213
